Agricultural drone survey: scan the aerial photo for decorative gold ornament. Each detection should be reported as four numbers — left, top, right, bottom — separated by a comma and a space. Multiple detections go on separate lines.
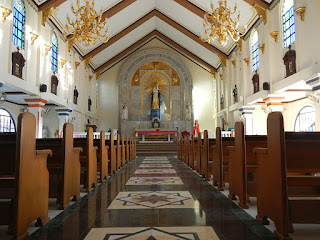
88, 75, 93, 81
200, 1, 246, 47
259, 44, 265, 54
75, 62, 80, 69
42, 7, 55, 27
144, 73, 168, 95
219, 74, 223, 79
270, 31, 279, 43
44, 44, 51, 56
65, 0, 109, 52
172, 69, 180, 86
236, 39, 242, 51
96, 69, 102, 79
231, 60, 236, 68
131, 69, 140, 86
295, 7, 306, 21
243, 58, 250, 66
0, 6, 12, 23
30, 32, 39, 45
253, 3, 267, 25
219, 56, 227, 67
60, 59, 67, 68
84, 56, 93, 69
210, 69, 216, 77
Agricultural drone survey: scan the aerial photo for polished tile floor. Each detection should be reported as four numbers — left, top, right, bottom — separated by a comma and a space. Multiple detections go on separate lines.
26, 156, 277, 240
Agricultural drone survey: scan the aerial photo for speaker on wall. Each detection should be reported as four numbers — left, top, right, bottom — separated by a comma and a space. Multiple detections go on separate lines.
263, 82, 269, 90
40, 84, 47, 92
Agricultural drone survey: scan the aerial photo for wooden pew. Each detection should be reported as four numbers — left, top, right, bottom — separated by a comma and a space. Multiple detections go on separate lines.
125, 137, 130, 164
0, 112, 52, 240
226, 122, 267, 208
36, 123, 82, 209
177, 137, 181, 160
116, 134, 121, 170
94, 131, 109, 182
191, 135, 196, 170
254, 112, 320, 240
212, 127, 224, 191
211, 130, 235, 190
74, 127, 98, 192
200, 130, 210, 180
107, 133, 116, 174
121, 136, 126, 167
133, 137, 136, 159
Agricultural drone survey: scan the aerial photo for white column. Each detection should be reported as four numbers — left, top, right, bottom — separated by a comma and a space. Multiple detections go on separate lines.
25, 98, 47, 138
239, 106, 255, 135
55, 108, 73, 136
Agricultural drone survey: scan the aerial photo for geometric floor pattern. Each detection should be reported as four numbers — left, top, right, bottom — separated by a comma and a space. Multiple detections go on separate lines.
125, 176, 184, 185
84, 226, 220, 240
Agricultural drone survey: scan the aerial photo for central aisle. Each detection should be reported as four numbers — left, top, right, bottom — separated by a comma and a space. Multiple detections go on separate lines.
28, 156, 276, 240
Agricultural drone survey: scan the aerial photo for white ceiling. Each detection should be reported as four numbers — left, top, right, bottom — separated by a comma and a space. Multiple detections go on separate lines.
37, 0, 270, 72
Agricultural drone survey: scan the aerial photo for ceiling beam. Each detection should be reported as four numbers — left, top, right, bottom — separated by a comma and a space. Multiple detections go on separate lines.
101, 0, 138, 21
95, 30, 216, 74
84, 10, 227, 61
243, 0, 270, 9
173, 0, 205, 18
38, 0, 67, 11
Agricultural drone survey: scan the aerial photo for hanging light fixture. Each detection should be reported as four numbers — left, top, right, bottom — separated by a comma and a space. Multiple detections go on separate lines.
200, 1, 246, 47
65, 0, 109, 51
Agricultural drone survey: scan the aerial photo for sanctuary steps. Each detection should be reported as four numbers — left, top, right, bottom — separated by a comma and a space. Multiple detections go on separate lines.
136, 142, 177, 156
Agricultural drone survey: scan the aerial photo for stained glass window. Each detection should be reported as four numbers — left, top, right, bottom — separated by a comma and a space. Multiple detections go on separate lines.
12, 0, 25, 49
0, 109, 16, 132
283, 0, 296, 48
294, 106, 315, 132
251, 30, 259, 72
51, 33, 58, 73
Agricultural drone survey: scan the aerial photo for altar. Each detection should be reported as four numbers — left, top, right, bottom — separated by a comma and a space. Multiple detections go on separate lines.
135, 129, 177, 143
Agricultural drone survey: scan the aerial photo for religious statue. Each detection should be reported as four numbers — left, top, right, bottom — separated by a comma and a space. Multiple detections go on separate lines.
121, 104, 128, 121
252, 71, 259, 94
283, 45, 296, 77
193, 120, 200, 138
233, 85, 238, 103
73, 86, 79, 104
220, 94, 224, 110
151, 84, 161, 110
185, 104, 191, 120
88, 97, 92, 111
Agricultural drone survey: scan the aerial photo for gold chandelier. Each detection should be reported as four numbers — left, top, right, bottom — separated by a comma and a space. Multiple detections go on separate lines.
65, 0, 109, 51
200, 1, 246, 47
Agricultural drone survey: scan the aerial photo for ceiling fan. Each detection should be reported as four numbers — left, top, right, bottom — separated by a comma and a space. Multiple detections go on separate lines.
0, 93, 7, 104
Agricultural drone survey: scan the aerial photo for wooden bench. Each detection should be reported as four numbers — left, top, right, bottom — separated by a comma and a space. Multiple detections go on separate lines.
0, 112, 52, 240
36, 123, 82, 209
93, 131, 109, 182
121, 136, 126, 167
226, 122, 267, 208
254, 112, 320, 240
74, 127, 98, 192
106, 133, 116, 175
125, 137, 130, 164
116, 134, 121, 171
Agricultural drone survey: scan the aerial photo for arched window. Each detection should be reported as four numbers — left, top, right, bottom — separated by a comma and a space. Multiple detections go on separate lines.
251, 30, 259, 72
51, 33, 58, 73
294, 106, 315, 132
0, 109, 16, 132
12, 0, 25, 49
283, 0, 296, 48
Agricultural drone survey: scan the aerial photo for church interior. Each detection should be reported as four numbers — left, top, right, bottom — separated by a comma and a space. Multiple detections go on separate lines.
0, 0, 319, 239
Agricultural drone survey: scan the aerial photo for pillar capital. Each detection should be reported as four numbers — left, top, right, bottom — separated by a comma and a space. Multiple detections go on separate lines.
263, 95, 285, 112
24, 98, 47, 108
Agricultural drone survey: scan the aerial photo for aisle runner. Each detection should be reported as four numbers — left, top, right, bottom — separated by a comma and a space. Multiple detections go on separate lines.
84, 156, 220, 240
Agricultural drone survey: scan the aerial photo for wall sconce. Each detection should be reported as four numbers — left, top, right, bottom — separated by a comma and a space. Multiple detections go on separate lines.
60, 59, 67, 68
30, 32, 39, 45
270, 31, 279, 43
75, 62, 80, 69
243, 58, 250, 66
295, 7, 306, 21
0, 6, 12, 23
259, 44, 265, 54
44, 44, 51, 56
88, 75, 93, 81
231, 60, 236, 68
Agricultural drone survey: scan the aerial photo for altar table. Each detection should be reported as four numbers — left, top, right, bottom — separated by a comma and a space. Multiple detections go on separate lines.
135, 130, 177, 143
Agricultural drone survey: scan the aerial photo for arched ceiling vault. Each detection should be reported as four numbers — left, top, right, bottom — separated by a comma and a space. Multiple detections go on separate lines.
32, 0, 273, 74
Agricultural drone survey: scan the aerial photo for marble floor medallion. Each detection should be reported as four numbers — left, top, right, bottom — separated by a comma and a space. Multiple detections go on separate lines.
108, 191, 196, 209
134, 168, 176, 175
126, 177, 184, 185
84, 226, 219, 240
139, 164, 173, 168
142, 161, 170, 164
